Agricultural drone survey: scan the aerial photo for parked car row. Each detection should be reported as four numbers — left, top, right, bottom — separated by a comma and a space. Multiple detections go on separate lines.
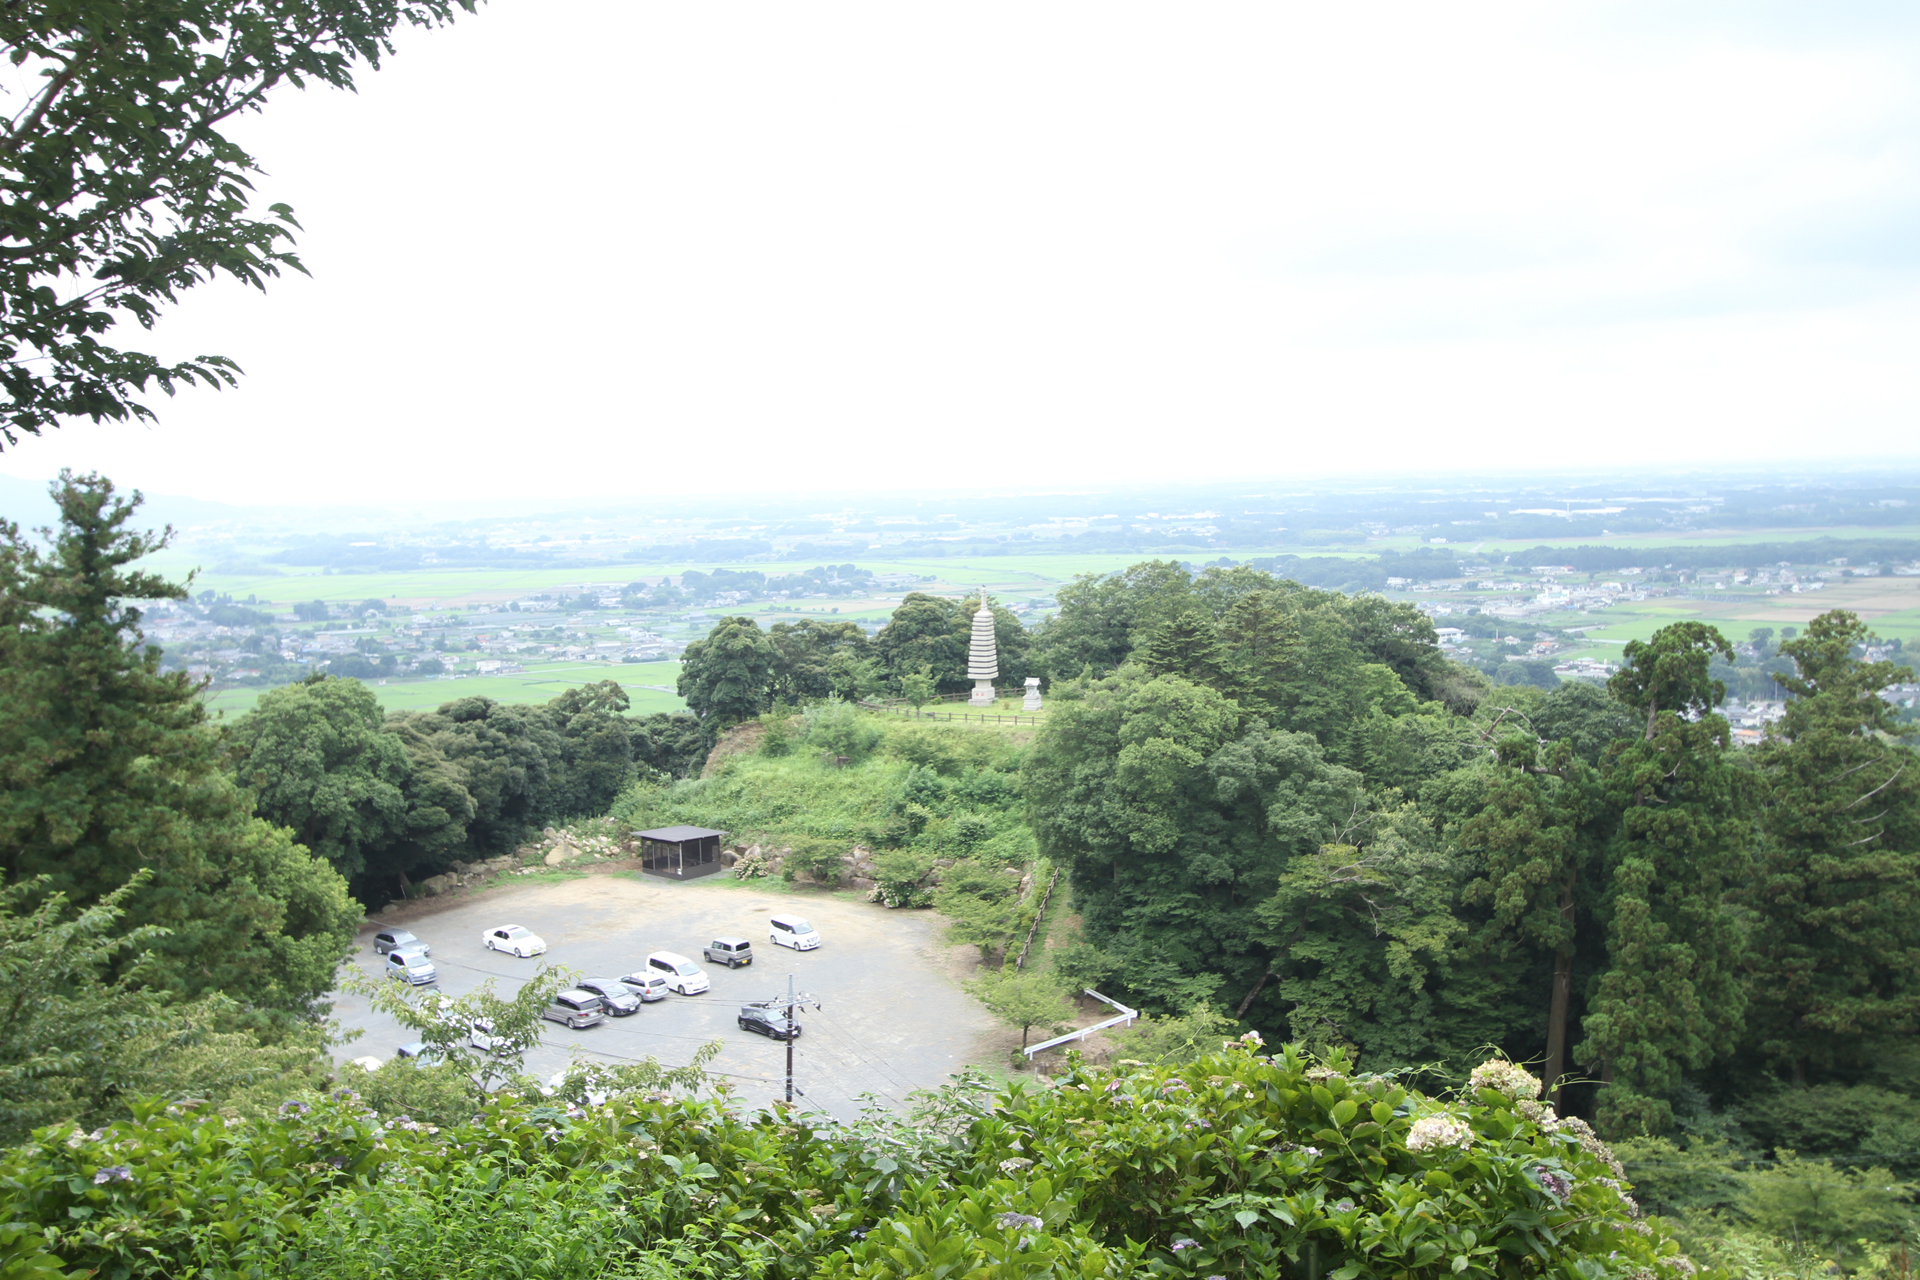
370, 915, 826, 1048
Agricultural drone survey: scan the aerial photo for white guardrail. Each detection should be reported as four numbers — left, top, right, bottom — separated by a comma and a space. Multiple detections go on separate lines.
1022, 989, 1138, 1058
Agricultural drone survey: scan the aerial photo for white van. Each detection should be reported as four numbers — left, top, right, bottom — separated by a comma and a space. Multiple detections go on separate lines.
768, 914, 821, 951
645, 951, 710, 995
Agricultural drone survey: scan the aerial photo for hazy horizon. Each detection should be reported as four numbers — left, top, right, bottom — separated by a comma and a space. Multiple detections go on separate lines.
4, 2, 1920, 504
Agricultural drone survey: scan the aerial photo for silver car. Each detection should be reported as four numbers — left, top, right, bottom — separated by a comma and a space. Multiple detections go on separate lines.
540, 989, 608, 1030
385, 949, 437, 985
619, 972, 670, 1002
373, 929, 429, 956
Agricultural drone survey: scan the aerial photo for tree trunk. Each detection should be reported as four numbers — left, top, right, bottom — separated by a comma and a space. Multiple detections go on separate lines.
1236, 967, 1274, 1018
1543, 880, 1576, 1111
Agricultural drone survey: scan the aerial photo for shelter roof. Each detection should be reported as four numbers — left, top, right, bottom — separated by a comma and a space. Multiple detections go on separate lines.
633, 825, 727, 843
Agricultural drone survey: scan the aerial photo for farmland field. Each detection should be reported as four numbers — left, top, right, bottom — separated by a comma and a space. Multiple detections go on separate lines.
203, 661, 686, 718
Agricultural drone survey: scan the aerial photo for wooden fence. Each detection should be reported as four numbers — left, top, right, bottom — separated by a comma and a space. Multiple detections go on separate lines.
857, 701, 1043, 726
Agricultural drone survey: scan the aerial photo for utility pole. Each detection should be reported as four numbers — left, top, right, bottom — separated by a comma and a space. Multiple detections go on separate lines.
749, 976, 818, 1107
785, 972, 796, 1104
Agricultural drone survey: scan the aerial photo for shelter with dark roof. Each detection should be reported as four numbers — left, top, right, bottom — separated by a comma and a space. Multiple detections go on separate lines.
632, 825, 727, 880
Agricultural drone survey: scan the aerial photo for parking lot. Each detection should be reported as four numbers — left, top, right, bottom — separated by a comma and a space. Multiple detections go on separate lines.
335, 871, 1002, 1120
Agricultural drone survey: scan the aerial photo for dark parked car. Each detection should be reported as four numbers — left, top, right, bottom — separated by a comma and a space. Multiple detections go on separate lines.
738, 1004, 801, 1040
540, 989, 609, 1030
704, 937, 753, 969
575, 978, 641, 1016
373, 929, 428, 956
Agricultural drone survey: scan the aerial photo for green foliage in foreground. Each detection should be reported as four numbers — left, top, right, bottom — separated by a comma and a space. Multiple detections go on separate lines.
0, 1043, 1689, 1280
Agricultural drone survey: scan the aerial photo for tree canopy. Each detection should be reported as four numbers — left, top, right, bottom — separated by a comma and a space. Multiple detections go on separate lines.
0, 0, 480, 446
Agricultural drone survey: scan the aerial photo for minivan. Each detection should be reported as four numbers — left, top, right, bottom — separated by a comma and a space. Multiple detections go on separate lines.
768, 914, 821, 951
645, 951, 709, 995
703, 937, 753, 968
385, 949, 437, 985
541, 990, 609, 1029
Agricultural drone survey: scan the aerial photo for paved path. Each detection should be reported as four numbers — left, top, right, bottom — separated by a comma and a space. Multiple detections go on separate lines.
335, 872, 1002, 1122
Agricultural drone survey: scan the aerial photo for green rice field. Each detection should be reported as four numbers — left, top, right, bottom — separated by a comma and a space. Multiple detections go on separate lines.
202, 661, 686, 719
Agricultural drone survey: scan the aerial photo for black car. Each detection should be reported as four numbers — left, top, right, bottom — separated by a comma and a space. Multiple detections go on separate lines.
738, 1005, 801, 1040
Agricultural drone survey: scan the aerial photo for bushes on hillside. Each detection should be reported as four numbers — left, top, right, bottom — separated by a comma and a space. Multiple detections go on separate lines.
0, 1043, 1689, 1280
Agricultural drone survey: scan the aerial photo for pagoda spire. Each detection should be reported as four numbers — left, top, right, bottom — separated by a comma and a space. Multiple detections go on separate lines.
967, 587, 998, 707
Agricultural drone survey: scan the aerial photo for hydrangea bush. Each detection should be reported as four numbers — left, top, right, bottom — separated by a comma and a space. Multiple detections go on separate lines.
0, 1046, 1700, 1280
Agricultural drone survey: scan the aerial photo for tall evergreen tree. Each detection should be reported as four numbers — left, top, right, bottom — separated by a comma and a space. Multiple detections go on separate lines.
1745, 611, 1920, 1081
0, 473, 357, 1015
1583, 622, 1751, 1134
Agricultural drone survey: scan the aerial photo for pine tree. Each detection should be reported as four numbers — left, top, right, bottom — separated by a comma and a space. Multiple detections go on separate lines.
0, 472, 357, 1016
1583, 622, 1752, 1134
1745, 610, 1920, 1081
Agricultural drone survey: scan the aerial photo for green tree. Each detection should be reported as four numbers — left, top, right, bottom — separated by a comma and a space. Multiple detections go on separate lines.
965, 966, 1073, 1048
1745, 610, 1920, 1081
0, 473, 358, 1015
544, 679, 637, 817
874, 593, 968, 690
1608, 620, 1735, 741
228, 675, 411, 880
0, 0, 478, 446
677, 615, 777, 723
0, 873, 331, 1145
351, 962, 573, 1096
1027, 559, 1195, 680
1137, 608, 1237, 694
1458, 740, 1605, 1105
1026, 668, 1387, 1022
899, 665, 937, 711
1584, 622, 1752, 1134
934, 860, 1024, 960
767, 619, 868, 703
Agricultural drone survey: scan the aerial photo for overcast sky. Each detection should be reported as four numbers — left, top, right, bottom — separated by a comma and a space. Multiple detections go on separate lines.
4, 1, 1920, 504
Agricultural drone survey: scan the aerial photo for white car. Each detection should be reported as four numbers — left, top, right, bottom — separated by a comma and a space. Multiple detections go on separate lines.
482, 924, 547, 957
768, 913, 821, 950
644, 951, 709, 995
467, 1018, 509, 1053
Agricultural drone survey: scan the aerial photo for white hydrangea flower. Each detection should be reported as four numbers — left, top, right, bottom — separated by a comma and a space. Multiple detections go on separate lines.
1468, 1059, 1542, 1101
1405, 1114, 1473, 1153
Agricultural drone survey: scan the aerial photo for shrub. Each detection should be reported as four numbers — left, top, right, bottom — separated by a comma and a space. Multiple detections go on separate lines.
869, 848, 936, 908
0, 1046, 1695, 1280
802, 697, 882, 762
732, 848, 775, 879
781, 840, 845, 887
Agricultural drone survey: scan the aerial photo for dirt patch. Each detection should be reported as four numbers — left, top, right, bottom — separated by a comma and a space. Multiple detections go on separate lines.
702, 721, 766, 776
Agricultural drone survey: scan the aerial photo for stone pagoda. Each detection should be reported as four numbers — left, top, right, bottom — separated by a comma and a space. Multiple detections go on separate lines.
967, 589, 999, 706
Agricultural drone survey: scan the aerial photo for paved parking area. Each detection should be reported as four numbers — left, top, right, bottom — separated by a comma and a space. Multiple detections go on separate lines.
335, 872, 1001, 1121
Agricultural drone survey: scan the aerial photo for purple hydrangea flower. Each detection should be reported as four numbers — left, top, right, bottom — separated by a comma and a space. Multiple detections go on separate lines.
1172, 1238, 1199, 1253
997, 1212, 1044, 1231
1534, 1166, 1573, 1199
278, 1100, 311, 1118
92, 1165, 132, 1185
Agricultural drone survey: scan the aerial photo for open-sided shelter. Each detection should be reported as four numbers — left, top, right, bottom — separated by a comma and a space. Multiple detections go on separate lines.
633, 825, 727, 880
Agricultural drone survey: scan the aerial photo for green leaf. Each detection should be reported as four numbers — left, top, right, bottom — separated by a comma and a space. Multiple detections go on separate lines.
1235, 1209, 1260, 1229
1371, 1101, 1394, 1124
1331, 1098, 1358, 1126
